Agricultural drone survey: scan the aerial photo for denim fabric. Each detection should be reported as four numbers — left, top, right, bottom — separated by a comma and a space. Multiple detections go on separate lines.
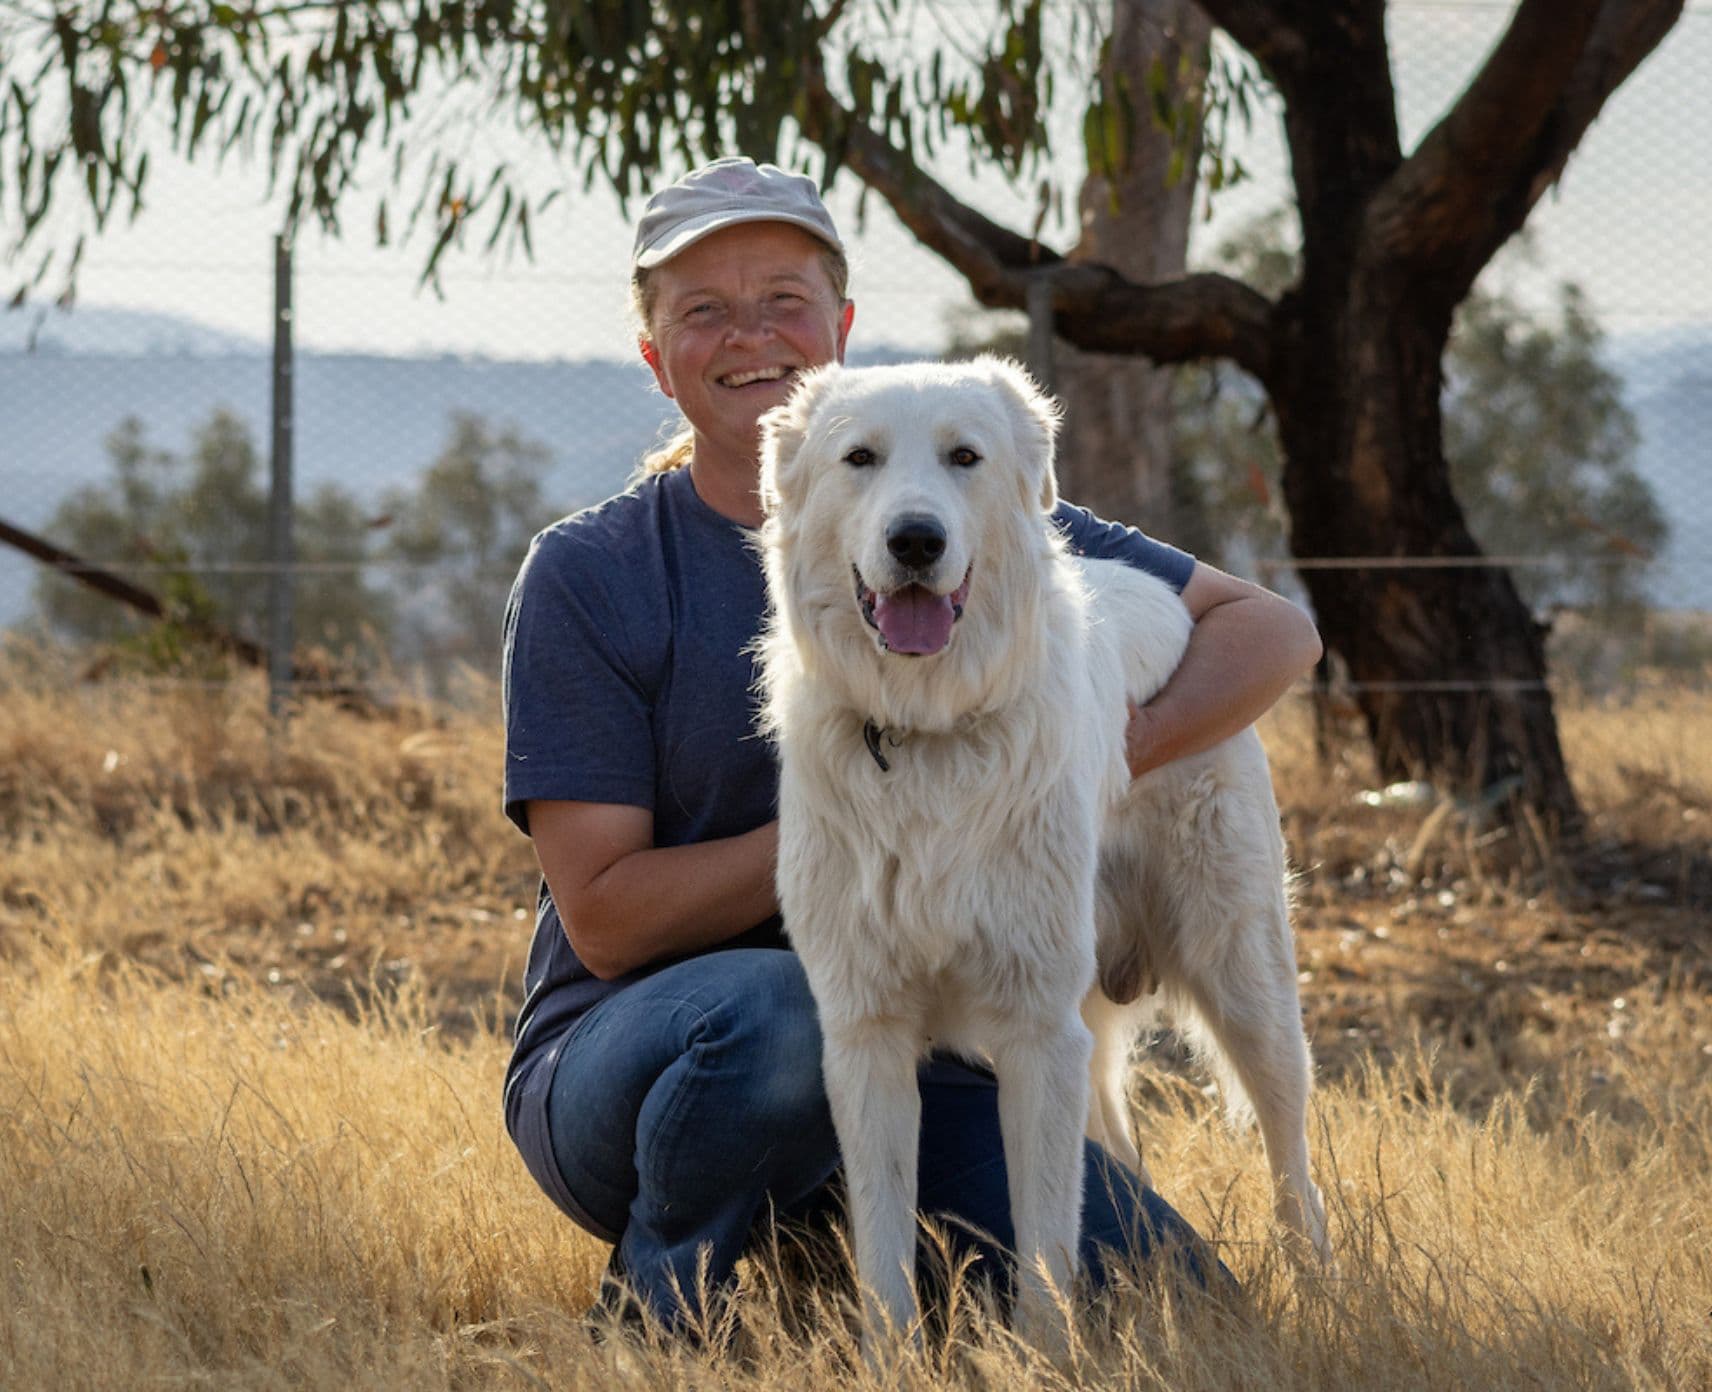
539, 948, 1229, 1325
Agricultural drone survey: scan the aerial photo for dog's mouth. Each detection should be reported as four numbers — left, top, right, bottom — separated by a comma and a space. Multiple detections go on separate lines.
854, 565, 972, 656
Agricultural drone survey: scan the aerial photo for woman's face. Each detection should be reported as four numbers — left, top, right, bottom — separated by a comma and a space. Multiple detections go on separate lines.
640, 221, 853, 471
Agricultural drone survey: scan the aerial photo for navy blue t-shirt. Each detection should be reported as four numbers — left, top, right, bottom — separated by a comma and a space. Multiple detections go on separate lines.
500, 463, 1193, 1197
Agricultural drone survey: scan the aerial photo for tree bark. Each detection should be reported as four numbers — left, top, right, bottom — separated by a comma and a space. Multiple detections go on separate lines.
1055, 0, 1211, 534
1271, 275, 1580, 825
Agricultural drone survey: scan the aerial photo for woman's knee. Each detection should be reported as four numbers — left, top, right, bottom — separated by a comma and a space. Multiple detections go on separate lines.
698, 952, 827, 1126
631, 952, 836, 1216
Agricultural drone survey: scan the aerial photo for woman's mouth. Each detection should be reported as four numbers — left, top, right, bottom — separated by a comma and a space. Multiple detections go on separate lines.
719, 365, 797, 389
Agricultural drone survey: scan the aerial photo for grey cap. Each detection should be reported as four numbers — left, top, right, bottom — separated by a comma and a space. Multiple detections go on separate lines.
633, 157, 843, 270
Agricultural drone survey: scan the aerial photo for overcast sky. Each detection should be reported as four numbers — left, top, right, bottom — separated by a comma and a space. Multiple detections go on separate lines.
15, 3, 1712, 362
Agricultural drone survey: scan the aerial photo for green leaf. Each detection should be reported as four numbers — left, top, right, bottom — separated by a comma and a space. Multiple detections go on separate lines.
484, 185, 512, 252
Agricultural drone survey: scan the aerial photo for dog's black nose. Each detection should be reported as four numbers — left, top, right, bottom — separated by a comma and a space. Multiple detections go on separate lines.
886, 515, 947, 570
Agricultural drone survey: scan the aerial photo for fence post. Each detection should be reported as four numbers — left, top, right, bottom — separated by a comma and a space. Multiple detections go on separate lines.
1025, 274, 1056, 394
267, 234, 295, 716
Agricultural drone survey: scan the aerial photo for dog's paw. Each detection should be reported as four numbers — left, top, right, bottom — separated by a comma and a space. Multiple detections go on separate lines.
1277, 1182, 1334, 1271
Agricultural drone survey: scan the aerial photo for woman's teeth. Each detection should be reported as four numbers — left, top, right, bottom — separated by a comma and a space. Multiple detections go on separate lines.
721, 366, 793, 388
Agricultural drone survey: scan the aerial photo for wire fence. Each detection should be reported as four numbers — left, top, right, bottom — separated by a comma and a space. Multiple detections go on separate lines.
1, 2, 1708, 702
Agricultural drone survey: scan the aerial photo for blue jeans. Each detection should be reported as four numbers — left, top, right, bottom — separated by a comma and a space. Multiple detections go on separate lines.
543, 948, 1228, 1325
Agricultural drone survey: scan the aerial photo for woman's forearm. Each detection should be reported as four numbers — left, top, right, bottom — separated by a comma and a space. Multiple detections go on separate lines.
579, 825, 780, 977
530, 802, 780, 980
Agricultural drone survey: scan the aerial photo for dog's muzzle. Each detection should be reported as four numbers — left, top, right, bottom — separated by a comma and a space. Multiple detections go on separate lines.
854, 563, 972, 657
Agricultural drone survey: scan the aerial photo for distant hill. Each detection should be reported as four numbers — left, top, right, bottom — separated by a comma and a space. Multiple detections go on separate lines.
2, 347, 677, 523
1629, 365, 1712, 612
0, 304, 267, 357
1, 306, 1707, 631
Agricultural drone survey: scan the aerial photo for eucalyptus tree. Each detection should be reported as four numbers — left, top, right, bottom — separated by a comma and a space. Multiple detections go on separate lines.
4, 0, 1687, 825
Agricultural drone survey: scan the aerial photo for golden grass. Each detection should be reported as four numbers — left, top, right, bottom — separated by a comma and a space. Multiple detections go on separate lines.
2, 652, 1709, 1388
0, 950, 601, 1387
0, 654, 531, 1022
4, 942, 1706, 1388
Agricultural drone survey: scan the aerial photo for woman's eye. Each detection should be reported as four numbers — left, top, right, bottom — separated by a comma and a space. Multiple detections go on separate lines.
951, 446, 981, 468
844, 446, 876, 468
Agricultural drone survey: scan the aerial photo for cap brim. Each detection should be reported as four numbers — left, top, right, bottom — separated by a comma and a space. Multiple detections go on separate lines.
634, 210, 841, 269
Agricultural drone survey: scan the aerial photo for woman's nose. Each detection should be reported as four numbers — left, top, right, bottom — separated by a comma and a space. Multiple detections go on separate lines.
725, 299, 772, 344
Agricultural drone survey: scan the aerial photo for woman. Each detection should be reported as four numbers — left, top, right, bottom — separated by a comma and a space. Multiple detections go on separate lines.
501, 158, 1322, 1329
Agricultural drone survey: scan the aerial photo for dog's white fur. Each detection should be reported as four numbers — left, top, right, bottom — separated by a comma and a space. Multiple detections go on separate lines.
757, 357, 1327, 1347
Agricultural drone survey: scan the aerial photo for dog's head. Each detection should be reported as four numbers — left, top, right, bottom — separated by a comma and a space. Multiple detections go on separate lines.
759, 356, 1062, 669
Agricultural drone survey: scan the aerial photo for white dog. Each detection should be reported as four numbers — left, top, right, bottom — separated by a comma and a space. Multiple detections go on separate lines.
756, 357, 1327, 1348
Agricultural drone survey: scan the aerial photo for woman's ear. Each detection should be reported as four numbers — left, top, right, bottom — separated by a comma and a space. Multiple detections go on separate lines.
978, 355, 1062, 512
639, 336, 672, 398
759, 364, 840, 519
835, 300, 855, 363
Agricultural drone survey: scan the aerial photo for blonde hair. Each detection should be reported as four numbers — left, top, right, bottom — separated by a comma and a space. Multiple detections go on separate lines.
632, 242, 851, 475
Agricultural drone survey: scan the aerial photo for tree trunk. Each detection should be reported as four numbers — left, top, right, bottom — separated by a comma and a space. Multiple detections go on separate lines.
1055, 0, 1210, 532
1249, 2, 1587, 832
1273, 272, 1583, 828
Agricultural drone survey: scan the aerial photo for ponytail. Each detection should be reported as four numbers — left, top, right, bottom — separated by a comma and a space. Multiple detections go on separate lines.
639, 423, 696, 476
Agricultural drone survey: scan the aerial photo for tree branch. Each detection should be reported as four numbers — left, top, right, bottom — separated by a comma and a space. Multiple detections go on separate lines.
1193, 0, 1311, 85
1202, 2, 1402, 272
0, 514, 374, 699
1368, 0, 1684, 298
1542, 0, 1688, 182
801, 74, 1277, 384
1035, 265, 1279, 382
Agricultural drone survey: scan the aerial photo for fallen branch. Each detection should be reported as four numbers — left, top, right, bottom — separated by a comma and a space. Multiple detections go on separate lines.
0, 514, 368, 702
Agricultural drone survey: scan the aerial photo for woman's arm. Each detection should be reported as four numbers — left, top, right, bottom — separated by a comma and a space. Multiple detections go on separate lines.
527, 800, 780, 980
1124, 561, 1323, 779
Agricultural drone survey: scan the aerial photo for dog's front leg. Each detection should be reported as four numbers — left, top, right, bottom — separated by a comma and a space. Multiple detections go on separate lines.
990, 1015, 1094, 1351
822, 1020, 923, 1355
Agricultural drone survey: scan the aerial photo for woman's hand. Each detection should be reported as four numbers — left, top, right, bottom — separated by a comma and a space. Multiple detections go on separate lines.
1124, 562, 1322, 780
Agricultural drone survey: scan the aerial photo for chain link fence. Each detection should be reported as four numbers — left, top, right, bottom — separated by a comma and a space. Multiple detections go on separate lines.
2, 2, 1707, 698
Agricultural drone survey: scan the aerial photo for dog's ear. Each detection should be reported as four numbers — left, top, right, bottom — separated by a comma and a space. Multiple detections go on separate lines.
976, 355, 1062, 512
759, 364, 841, 519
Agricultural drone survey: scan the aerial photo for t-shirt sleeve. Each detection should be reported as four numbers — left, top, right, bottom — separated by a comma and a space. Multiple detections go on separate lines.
1050, 501, 1196, 593
502, 526, 657, 835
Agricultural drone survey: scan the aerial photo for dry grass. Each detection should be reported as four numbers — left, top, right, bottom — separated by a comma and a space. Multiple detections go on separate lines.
2, 647, 1709, 1389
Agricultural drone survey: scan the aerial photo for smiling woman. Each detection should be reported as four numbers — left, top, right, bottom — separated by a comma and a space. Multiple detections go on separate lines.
497, 156, 1314, 1338
633, 220, 854, 523
629, 168, 854, 487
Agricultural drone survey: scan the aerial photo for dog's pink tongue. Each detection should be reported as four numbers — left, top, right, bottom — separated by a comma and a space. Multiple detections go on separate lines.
873, 585, 956, 655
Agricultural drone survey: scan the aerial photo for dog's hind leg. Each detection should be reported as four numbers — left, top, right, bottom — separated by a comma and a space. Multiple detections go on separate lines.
989, 1015, 1095, 1350
821, 1021, 925, 1354
1174, 897, 1330, 1261
1080, 991, 1152, 1188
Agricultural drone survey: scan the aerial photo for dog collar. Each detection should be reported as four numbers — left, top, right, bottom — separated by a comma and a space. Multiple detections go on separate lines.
862, 718, 901, 773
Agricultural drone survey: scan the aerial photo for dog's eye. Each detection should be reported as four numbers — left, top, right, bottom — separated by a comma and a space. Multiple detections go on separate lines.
950, 446, 981, 468
844, 446, 877, 468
